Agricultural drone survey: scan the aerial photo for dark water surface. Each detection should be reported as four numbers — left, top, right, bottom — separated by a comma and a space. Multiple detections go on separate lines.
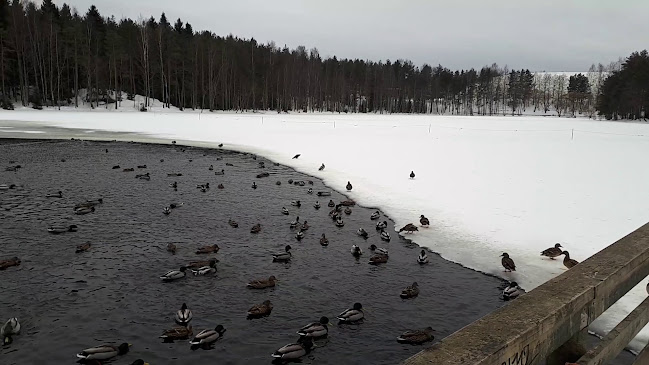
0, 138, 635, 365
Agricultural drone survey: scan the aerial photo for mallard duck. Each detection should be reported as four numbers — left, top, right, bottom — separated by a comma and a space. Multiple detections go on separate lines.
170, 181, 178, 189
351, 245, 362, 257
335, 216, 345, 227
300, 221, 309, 231
320, 234, 329, 246
319, 163, 325, 171
400, 282, 419, 298
167, 243, 177, 254
228, 219, 239, 228
76, 242, 91, 253
297, 317, 329, 338
290, 216, 300, 228
369, 253, 389, 265
272, 245, 292, 262
276, 181, 282, 186
340, 200, 356, 206
307, 188, 313, 194
346, 181, 352, 191
369, 244, 388, 256
196, 244, 219, 254
501, 253, 516, 272
410, 171, 415, 179
186, 258, 218, 269
47, 224, 78, 234
313, 201, 321, 210
288, 179, 294, 184
191, 260, 217, 276
136, 173, 151, 180
420, 215, 430, 227
562, 251, 579, 269
292, 154, 301, 159
370, 211, 381, 220
247, 300, 273, 318
46, 191, 62, 198
137, 165, 147, 169
161, 267, 187, 282
291, 200, 301, 207
376, 220, 388, 230
503, 282, 523, 301
0, 257, 20, 270
196, 183, 210, 189
123, 168, 134, 172
200, 187, 207, 193
380, 230, 391, 241
0, 184, 17, 190
281, 207, 289, 215
74, 206, 95, 215
251, 223, 262, 234
163, 207, 171, 215
399, 223, 418, 233
189, 325, 226, 347
84, 198, 103, 206
1, 318, 20, 344
344, 207, 352, 215
256, 171, 270, 178
112, 165, 121, 169
167, 172, 183, 177
317, 191, 331, 197
328, 200, 335, 207
248, 275, 277, 289
209, 165, 214, 171
298, 181, 306, 186
295, 231, 305, 240
217, 183, 224, 189
541, 243, 563, 259
214, 169, 225, 175
225, 163, 234, 167
417, 250, 429, 264
160, 326, 193, 342
357, 228, 369, 239
252, 182, 257, 189
337, 303, 364, 323
397, 327, 434, 345
272, 337, 314, 360
76, 343, 130, 361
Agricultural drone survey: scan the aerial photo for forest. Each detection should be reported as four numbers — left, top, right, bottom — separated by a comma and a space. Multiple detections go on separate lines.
0, 0, 644, 119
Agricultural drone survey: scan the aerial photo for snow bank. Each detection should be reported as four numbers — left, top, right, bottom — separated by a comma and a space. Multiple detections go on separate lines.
2, 108, 649, 351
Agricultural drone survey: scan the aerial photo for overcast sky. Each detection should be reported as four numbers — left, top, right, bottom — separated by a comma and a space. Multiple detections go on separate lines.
59, 0, 648, 71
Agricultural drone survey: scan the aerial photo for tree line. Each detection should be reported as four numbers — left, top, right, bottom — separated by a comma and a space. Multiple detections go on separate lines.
0, 0, 639, 119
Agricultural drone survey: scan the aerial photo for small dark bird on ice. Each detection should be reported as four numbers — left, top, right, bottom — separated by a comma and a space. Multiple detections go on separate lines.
410, 171, 415, 179
293, 154, 301, 159
346, 181, 352, 191
218, 143, 223, 148
501, 253, 516, 272
319, 163, 325, 171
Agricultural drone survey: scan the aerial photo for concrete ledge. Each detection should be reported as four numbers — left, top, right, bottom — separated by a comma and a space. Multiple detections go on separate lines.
402, 222, 649, 365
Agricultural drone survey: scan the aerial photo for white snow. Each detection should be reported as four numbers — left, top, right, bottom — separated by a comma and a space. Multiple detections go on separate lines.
2, 107, 649, 352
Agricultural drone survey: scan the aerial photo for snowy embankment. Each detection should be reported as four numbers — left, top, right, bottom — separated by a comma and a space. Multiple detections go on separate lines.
2, 103, 649, 352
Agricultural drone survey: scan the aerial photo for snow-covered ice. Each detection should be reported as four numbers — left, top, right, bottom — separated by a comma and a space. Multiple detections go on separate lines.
2, 106, 649, 352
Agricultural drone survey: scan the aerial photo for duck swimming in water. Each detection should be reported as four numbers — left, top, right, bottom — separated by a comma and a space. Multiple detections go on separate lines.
351, 245, 362, 257
320, 233, 329, 246
189, 325, 226, 348
76, 242, 91, 253
0, 257, 20, 270
169, 202, 183, 209
501, 253, 516, 272
420, 215, 430, 227
346, 181, 352, 191
228, 219, 239, 228
248, 275, 277, 289
136, 173, 150, 180
161, 267, 187, 282
186, 258, 219, 269
357, 228, 369, 239
170, 181, 178, 189
163, 207, 171, 215
503, 281, 524, 301
376, 220, 388, 230
399, 223, 419, 233
328, 200, 335, 207
226, 163, 234, 166
300, 221, 309, 231
541, 243, 563, 259
276, 181, 282, 186
561, 251, 579, 269
214, 169, 224, 175
1, 318, 20, 344
191, 260, 217, 276
76, 343, 130, 361
272, 337, 313, 361
123, 168, 134, 172
74, 206, 95, 215
337, 302, 364, 323
291, 200, 301, 207
397, 327, 434, 345
175, 303, 193, 326
295, 231, 305, 241
251, 224, 262, 234
273, 245, 292, 262
0, 184, 17, 190
314, 201, 321, 210
217, 183, 224, 189
209, 165, 214, 171
46, 191, 62, 198
319, 163, 325, 171
248, 300, 273, 318
252, 182, 257, 189
370, 211, 381, 220
47, 224, 78, 234
282, 207, 289, 215
369, 253, 389, 265
400, 282, 419, 299
369, 244, 388, 256
167, 243, 177, 254
344, 207, 352, 215
335, 216, 345, 227
380, 229, 391, 241
297, 317, 329, 338
290, 216, 300, 229
159, 326, 193, 342
417, 250, 429, 264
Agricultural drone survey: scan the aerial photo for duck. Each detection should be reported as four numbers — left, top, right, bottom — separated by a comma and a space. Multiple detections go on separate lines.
295, 231, 305, 241
247, 300, 273, 318
272, 245, 292, 262
167, 243, 177, 254
410, 171, 415, 179
214, 169, 225, 175
292, 154, 301, 159
160, 267, 187, 282
297, 317, 329, 338
288, 179, 294, 184
137, 165, 147, 169
76, 242, 91, 253
169, 202, 183, 209
282, 207, 289, 215
123, 167, 134, 172
370, 211, 381, 220
317, 191, 331, 197
217, 183, 224, 189
76, 343, 130, 361
251, 223, 262, 234
346, 181, 353, 191
501, 253, 516, 272
307, 188, 313, 194
248, 275, 277, 289
136, 173, 150, 180
112, 165, 121, 169
189, 325, 226, 348
561, 251, 579, 269
397, 327, 434, 345
218, 143, 224, 147
376, 220, 388, 230
337, 302, 364, 323
186, 258, 219, 269
47, 224, 78, 234
357, 228, 369, 239
196, 244, 219, 254
74, 206, 95, 215
327, 200, 335, 208
256, 172, 270, 178
369, 253, 389, 265
344, 207, 352, 215
400, 282, 419, 299
351, 245, 362, 257
252, 182, 257, 189
209, 165, 214, 171
1, 318, 20, 344
276, 181, 282, 186
417, 250, 429, 264
167, 172, 183, 176
225, 162, 234, 167
380, 229, 391, 241
541, 243, 563, 259
228, 219, 239, 228
191, 260, 217, 276
399, 223, 419, 233
170, 181, 178, 189
196, 183, 210, 189
160, 326, 193, 342
503, 281, 524, 301
0, 184, 16, 190
46, 191, 62, 198
163, 207, 171, 215
319, 163, 325, 171
314, 201, 321, 210
272, 337, 314, 360
369, 244, 388, 256
200, 187, 207, 193
0, 256, 20, 270
290, 216, 300, 228
420, 215, 430, 227
320, 234, 329, 246
84, 198, 103, 206
335, 216, 345, 227
300, 221, 309, 231
291, 200, 301, 207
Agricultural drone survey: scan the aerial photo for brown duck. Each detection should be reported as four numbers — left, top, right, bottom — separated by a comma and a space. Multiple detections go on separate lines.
76, 242, 91, 253
167, 243, 177, 254
0, 257, 20, 270
247, 300, 273, 318
419, 215, 430, 227
340, 200, 356, 206
196, 244, 219, 254
186, 259, 218, 269
319, 234, 329, 246
369, 254, 389, 265
541, 243, 563, 259
247, 275, 277, 289
400, 282, 420, 299
251, 224, 261, 234
397, 327, 434, 344
399, 223, 419, 233
228, 219, 239, 228
562, 251, 579, 269
159, 326, 193, 342
501, 253, 516, 272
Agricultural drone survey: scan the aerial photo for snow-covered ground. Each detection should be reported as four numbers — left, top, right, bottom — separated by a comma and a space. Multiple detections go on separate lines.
2, 105, 649, 352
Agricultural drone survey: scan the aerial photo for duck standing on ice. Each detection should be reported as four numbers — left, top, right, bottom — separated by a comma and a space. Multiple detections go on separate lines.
346, 181, 353, 191
501, 253, 516, 272
410, 171, 415, 179
319, 163, 325, 171
541, 243, 563, 259
420, 215, 430, 227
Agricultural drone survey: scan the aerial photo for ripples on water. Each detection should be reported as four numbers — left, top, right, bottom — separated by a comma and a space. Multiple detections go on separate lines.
0, 138, 529, 364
